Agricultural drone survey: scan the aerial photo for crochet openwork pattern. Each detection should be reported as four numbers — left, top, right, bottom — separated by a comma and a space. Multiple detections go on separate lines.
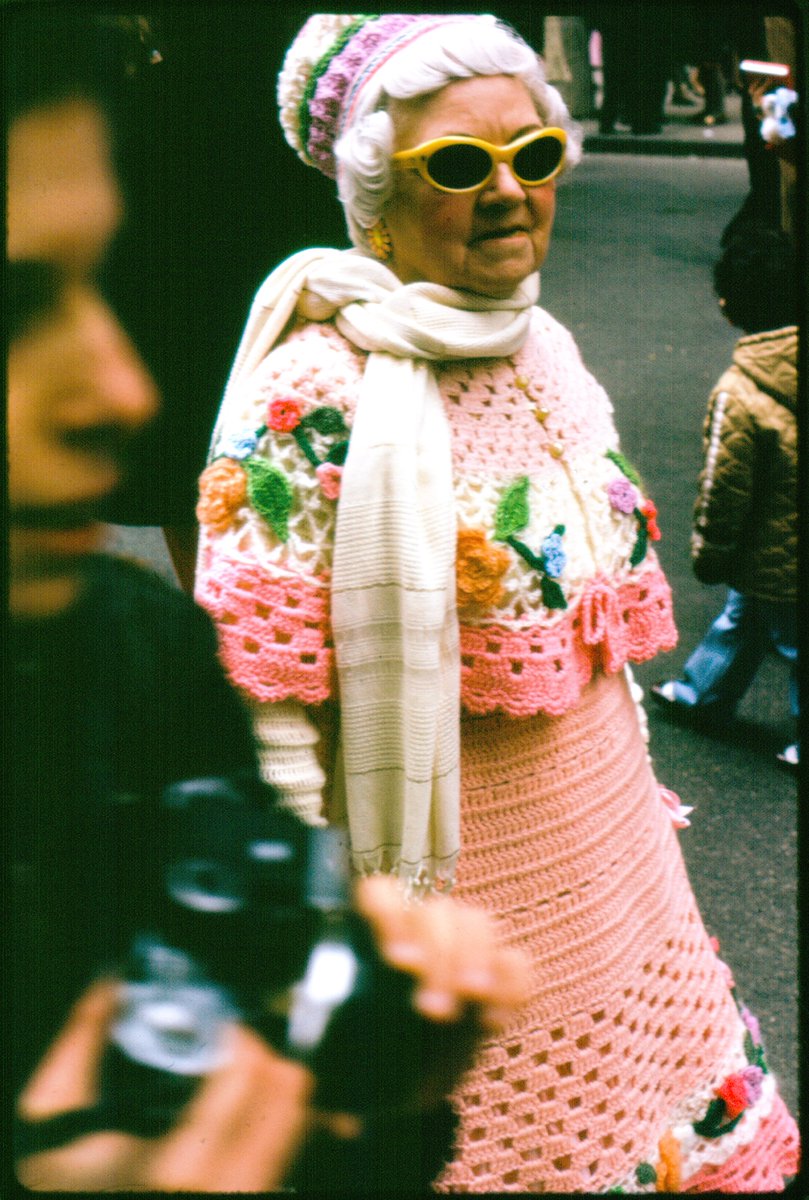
433, 672, 799, 1191
196, 314, 677, 711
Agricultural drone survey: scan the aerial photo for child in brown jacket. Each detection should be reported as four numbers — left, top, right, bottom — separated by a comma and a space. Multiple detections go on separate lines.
652, 224, 798, 769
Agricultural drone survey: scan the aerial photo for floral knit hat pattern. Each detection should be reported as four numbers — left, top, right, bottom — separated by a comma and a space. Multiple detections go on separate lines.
277, 12, 483, 180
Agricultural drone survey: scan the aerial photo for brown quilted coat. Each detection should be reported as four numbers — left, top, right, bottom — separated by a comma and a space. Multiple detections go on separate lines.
690, 325, 798, 602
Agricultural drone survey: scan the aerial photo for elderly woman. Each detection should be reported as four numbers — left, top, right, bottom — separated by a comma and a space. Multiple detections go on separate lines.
195, 13, 798, 1193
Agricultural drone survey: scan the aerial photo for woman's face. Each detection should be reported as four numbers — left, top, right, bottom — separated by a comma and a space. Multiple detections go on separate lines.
384, 74, 557, 299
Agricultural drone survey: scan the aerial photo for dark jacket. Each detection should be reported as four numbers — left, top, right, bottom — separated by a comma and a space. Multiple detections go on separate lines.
690, 326, 798, 602
8, 555, 457, 1186
8, 555, 260, 1100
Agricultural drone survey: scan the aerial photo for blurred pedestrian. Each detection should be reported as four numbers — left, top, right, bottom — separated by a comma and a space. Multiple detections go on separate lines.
590, 4, 670, 134
652, 225, 798, 770
720, 9, 784, 245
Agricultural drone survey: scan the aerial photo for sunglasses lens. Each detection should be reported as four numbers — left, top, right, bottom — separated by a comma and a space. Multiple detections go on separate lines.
427, 143, 492, 190
513, 134, 564, 183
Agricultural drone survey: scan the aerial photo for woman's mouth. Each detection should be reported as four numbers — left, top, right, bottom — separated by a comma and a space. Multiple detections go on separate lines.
474, 226, 530, 246
11, 502, 107, 558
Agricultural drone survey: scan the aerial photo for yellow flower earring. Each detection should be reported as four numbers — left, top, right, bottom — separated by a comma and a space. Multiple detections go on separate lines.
365, 219, 393, 261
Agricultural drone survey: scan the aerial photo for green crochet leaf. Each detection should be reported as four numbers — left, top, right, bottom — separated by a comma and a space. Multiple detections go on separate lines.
301, 406, 348, 436
634, 1163, 657, 1186
326, 439, 350, 466
692, 1098, 744, 1139
606, 448, 643, 488
495, 476, 530, 541
244, 458, 293, 542
629, 512, 649, 567
540, 575, 568, 610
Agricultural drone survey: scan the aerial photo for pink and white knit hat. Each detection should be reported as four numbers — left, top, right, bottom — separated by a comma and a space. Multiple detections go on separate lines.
277, 13, 483, 180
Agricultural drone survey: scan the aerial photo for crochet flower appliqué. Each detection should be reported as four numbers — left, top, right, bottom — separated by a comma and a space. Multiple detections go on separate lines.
456, 528, 510, 608
689, 936, 769, 1139
196, 458, 249, 533
267, 397, 304, 434
612, 947, 774, 1194
493, 476, 568, 609
693, 1065, 766, 1137
605, 449, 661, 566
197, 401, 350, 540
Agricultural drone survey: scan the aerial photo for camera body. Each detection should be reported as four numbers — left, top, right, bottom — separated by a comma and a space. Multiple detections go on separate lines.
102, 776, 427, 1136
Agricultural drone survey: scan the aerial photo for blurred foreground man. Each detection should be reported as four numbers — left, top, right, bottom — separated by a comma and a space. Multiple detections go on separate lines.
6, 10, 526, 1191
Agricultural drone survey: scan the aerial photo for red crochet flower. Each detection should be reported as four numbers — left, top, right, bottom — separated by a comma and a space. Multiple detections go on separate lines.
641, 499, 661, 541
267, 397, 303, 433
716, 1072, 752, 1120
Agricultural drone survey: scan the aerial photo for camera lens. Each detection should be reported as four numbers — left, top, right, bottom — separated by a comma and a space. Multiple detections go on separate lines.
167, 859, 246, 912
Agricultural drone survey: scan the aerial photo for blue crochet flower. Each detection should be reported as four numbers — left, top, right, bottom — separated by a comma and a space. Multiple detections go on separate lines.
220, 430, 259, 461
541, 531, 566, 578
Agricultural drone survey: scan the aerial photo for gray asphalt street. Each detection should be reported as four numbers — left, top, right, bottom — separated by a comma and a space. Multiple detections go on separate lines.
108, 148, 799, 1117
543, 152, 799, 1116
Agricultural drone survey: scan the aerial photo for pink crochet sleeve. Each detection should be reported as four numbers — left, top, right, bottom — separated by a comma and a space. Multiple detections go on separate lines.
195, 322, 363, 704
195, 549, 335, 703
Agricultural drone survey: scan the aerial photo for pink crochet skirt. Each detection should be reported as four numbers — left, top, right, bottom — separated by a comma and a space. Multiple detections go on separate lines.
436, 670, 798, 1193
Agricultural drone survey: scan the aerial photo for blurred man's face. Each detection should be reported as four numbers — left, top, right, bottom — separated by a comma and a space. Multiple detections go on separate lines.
7, 97, 158, 618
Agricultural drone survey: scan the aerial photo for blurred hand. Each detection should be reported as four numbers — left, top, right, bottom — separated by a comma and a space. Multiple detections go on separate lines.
16, 981, 314, 1192
355, 875, 529, 1028
16, 883, 529, 1191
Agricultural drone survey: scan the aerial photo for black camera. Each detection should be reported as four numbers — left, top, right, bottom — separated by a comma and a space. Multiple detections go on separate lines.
100, 776, 465, 1139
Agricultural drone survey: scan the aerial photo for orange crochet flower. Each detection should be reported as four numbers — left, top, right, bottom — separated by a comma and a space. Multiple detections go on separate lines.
656, 1130, 682, 1192
456, 528, 510, 608
196, 458, 248, 532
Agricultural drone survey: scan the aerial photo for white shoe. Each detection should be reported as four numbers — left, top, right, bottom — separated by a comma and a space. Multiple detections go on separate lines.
777, 743, 799, 770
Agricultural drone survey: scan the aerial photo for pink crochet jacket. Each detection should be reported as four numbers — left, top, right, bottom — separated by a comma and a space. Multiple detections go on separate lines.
195, 307, 677, 706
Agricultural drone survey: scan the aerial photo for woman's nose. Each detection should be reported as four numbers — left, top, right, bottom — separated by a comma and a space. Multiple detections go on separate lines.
482, 161, 527, 203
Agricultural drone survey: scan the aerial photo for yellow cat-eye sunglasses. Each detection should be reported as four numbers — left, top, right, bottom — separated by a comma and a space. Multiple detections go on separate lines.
392, 127, 567, 193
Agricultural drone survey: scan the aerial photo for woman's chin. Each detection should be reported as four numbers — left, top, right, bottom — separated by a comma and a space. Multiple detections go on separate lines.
464, 244, 539, 297
467, 266, 536, 299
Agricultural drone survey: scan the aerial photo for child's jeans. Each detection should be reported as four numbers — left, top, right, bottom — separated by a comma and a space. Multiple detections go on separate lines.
670, 588, 798, 722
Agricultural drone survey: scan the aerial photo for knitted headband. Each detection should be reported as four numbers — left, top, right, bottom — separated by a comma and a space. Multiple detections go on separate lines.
278, 12, 485, 180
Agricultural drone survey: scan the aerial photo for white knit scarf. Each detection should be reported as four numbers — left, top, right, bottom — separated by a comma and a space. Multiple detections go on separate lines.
215, 247, 537, 892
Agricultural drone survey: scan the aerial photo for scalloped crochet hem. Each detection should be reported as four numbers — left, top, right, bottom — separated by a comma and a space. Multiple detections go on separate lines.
195, 556, 334, 704
195, 553, 677, 715
683, 1092, 799, 1192
460, 566, 677, 716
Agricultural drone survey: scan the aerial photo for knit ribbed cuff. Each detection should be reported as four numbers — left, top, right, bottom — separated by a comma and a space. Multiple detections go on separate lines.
249, 697, 327, 827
